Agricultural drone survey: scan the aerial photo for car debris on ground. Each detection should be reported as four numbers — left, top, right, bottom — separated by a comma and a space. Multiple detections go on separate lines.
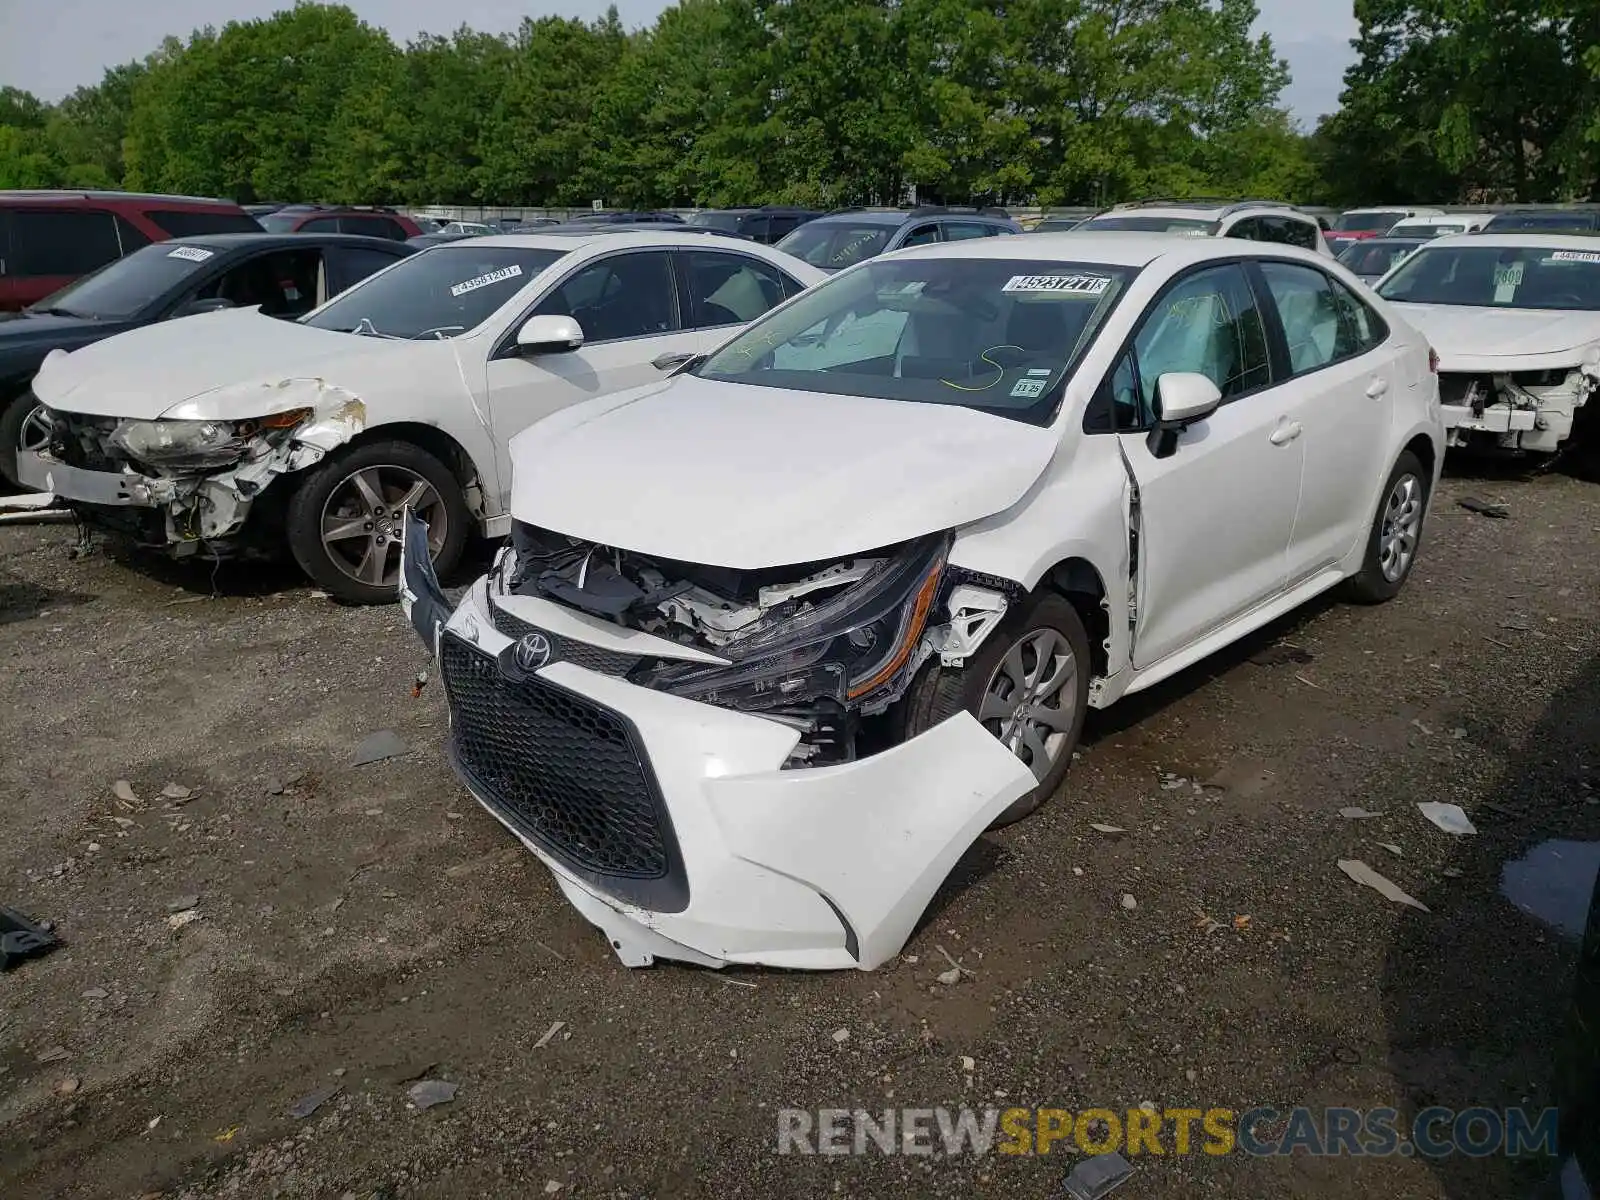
1417, 801, 1478, 835
1337, 859, 1430, 912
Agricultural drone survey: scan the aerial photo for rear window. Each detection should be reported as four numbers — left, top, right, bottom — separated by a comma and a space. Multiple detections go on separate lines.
775, 222, 894, 270
8, 208, 123, 277
1334, 211, 1407, 233
688, 212, 744, 233
304, 244, 568, 339
1079, 215, 1218, 235
144, 209, 263, 237
259, 213, 303, 233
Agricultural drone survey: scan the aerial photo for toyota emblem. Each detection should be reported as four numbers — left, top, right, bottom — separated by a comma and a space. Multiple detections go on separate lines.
513, 632, 553, 672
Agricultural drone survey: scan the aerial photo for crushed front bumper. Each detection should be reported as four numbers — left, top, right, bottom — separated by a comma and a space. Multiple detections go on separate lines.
399, 514, 1035, 971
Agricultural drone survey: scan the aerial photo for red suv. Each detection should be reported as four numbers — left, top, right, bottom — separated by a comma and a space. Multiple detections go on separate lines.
0, 190, 263, 311
258, 205, 423, 241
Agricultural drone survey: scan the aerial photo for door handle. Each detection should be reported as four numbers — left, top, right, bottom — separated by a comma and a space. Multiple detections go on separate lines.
1269, 420, 1303, 446
1366, 377, 1390, 398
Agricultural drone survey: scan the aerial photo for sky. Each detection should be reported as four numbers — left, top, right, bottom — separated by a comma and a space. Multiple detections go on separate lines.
0, 0, 1360, 126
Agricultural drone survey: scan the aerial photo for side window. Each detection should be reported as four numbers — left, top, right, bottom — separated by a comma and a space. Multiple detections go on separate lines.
1227, 218, 1263, 242
325, 246, 404, 296
194, 248, 324, 318
533, 250, 677, 342
340, 216, 404, 240
299, 217, 341, 233
900, 223, 941, 248
742, 214, 769, 243
1329, 277, 1388, 354
11, 209, 122, 276
1281, 218, 1319, 251
1259, 261, 1355, 374
682, 250, 787, 327
766, 215, 799, 242
1125, 264, 1270, 426
116, 216, 152, 254
943, 222, 992, 242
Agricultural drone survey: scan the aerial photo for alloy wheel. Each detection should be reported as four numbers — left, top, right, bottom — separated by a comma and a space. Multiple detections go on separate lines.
977, 627, 1079, 782
1379, 473, 1422, 583
319, 465, 447, 589
18, 403, 51, 456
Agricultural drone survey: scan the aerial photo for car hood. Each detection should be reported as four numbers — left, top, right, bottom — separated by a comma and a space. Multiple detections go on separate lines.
31, 307, 447, 419
1393, 303, 1600, 365
508, 376, 1061, 569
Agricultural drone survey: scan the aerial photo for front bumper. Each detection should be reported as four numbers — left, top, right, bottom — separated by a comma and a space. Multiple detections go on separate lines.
399, 516, 1036, 971
18, 450, 174, 506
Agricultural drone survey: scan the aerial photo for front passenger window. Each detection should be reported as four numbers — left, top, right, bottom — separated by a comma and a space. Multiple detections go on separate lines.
533, 250, 677, 342
1127, 264, 1270, 425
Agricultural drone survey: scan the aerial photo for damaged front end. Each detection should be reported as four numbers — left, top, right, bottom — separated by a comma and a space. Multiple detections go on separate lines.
1439, 359, 1599, 454
401, 511, 1036, 971
18, 382, 364, 554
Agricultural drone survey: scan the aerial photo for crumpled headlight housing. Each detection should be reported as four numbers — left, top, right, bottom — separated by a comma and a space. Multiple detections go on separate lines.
107, 407, 311, 471
631, 534, 949, 715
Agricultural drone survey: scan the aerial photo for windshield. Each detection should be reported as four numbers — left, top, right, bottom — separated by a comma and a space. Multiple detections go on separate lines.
1388, 223, 1462, 239
304, 245, 568, 338
1335, 211, 1407, 232
695, 257, 1135, 426
1338, 240, 1422, 278
1079, 215, 1218, 235
1377, 245, 1600, 310
688, 212, 743, 232
1485, 212, 1600, 232
27, 243, 221, 320
775, 222, 893, 270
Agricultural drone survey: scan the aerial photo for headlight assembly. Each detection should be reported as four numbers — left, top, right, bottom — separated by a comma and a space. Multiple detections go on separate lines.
631, 534, 949, 714
107, 407, 311, 471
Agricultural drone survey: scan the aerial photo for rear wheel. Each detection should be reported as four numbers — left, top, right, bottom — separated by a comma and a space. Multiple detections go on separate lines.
0, 393, 51, 489
1345, 449, 1428, 604
897, 593, 1090, 828
285, 439, 469, 604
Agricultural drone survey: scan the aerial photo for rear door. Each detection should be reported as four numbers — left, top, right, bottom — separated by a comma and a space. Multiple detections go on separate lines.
8, 207, 123, 307
482, 249, 685, 498
1112, 262, 1304, 668
1254, 260, 1400, 580
677, 248, 798, 340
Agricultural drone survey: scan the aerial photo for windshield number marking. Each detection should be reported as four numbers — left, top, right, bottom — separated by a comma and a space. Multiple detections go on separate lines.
1003, 273, 1111, 295
167, 246, 215, 262
449, 264, 523, 297
1549, 251, 1600, 264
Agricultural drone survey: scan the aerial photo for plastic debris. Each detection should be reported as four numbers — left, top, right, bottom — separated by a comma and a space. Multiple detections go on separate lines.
161, 783, 193, 802
1090, 823, 1125, 835
112, 780, 140, 806
213, 1126, 241, 1143
1120, 894, 1138, 911
81, 987, 108, 1000
407, 1080, 459, 1109
1379, 843, 1403, 857
544, 1182, 564, 1195
1340, 807, 1383, 820
411, 670, 430, 699
1458, 496, 1510, 519
2, 906, 60, 970
831, 1028, 851, 1044
37, 1046, 70, 1064
534, 1020, 566, 1049
289, 1084, 342, 1119
959, 1055, 976, 1072
353, 730, 410, 766
1063, 1149, 1134, 1200
166, 895, 200, 914
1417, 802, 1477, 836
1193, 909, 1223, 934
937, 967, 963, 985
167, 909, 200, 931
1338, 859, 1429, 912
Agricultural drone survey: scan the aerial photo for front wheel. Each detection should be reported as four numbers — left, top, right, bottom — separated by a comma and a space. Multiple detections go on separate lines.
1344, 449, 1429, 604
285, 440, 470, 604
0, 393, 52, 489
896, 593, 1090, 828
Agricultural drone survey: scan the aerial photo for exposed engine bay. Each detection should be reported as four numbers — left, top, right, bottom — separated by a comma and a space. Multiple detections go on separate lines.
499, 521, 1012, 766
1439, 365, 1597, 454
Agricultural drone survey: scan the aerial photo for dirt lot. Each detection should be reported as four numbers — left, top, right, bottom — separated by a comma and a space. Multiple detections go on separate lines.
1, 469, 1597, 1200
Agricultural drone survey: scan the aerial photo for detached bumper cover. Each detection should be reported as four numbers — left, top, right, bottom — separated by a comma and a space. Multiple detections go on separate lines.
17, 451, 173, 506
399, 517, 1035, 970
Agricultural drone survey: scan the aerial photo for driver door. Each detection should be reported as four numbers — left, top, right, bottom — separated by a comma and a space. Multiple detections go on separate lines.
1112, 263, 1305, 669
482, 250, 698, 501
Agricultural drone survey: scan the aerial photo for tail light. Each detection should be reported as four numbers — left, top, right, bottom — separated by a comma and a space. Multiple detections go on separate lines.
1427, 346, 1439, 374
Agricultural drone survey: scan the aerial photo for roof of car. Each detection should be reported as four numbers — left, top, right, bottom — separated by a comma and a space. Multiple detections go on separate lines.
152, 232, 416, 252
1091, 202, 1318, 223
806, 209, 1013, 227
459, 229, 794, 253
884, 230, 1337, 270
0, 189, 244, 206
1423, 231, 1600, 251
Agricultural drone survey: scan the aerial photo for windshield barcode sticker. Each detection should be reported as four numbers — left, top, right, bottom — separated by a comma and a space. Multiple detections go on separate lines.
167, 246, 214, 262
1549, 251, 1600, 264
1003, 274, 1111, 295
449, 264, 523, 297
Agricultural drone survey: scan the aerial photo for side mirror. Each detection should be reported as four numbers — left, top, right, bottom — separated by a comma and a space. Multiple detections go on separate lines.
1146, 372, 1221, 459
170, 297, 235, 319
516, 314, 584, 355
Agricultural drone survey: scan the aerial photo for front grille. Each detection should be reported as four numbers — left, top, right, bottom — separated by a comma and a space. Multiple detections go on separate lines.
489, 600, 640, 676
440, 635, 687, 911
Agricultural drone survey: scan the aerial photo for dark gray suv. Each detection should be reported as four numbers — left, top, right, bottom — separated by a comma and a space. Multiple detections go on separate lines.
775, 206, 1021, 271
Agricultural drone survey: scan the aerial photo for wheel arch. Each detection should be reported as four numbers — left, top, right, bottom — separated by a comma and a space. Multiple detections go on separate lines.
1039, 556, 1112, 680
338, 422, 491, 519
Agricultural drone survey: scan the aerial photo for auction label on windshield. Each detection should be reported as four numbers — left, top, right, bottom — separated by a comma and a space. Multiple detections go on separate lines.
1003, 273, 1111, 295
167, 246, 215, 262
449, 264, 523, 297
1549, 251, 1600, 263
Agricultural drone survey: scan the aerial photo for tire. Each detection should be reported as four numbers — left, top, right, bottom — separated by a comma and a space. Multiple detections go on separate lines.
896, 592, 1091, 828
1344, 449, 1429, 604
285, 439, 470, 605
0, 392, 50, 489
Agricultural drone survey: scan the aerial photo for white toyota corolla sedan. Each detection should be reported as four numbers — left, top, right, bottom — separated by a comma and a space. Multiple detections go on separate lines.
401, 234, 1445, 972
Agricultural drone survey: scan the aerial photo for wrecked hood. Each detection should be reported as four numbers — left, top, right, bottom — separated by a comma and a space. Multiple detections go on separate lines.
1394, 303, 1600, 368
508, 376, 1060, 568
31, 307, 454, 420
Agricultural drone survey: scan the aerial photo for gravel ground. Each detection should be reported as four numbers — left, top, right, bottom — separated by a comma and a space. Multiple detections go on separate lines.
1, 469, 1596, 1200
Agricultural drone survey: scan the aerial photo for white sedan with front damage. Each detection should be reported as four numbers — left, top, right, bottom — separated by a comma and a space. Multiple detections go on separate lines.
400, 234, 1444, 971
19, 231, 824, 602
1374, 232, 1600, 456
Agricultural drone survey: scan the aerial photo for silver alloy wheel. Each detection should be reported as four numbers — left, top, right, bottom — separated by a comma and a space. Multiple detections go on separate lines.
977, 627, 1078, 782
1378, 472, 1423, 583
319, 465, 447, 589
18, 403, 51, 455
